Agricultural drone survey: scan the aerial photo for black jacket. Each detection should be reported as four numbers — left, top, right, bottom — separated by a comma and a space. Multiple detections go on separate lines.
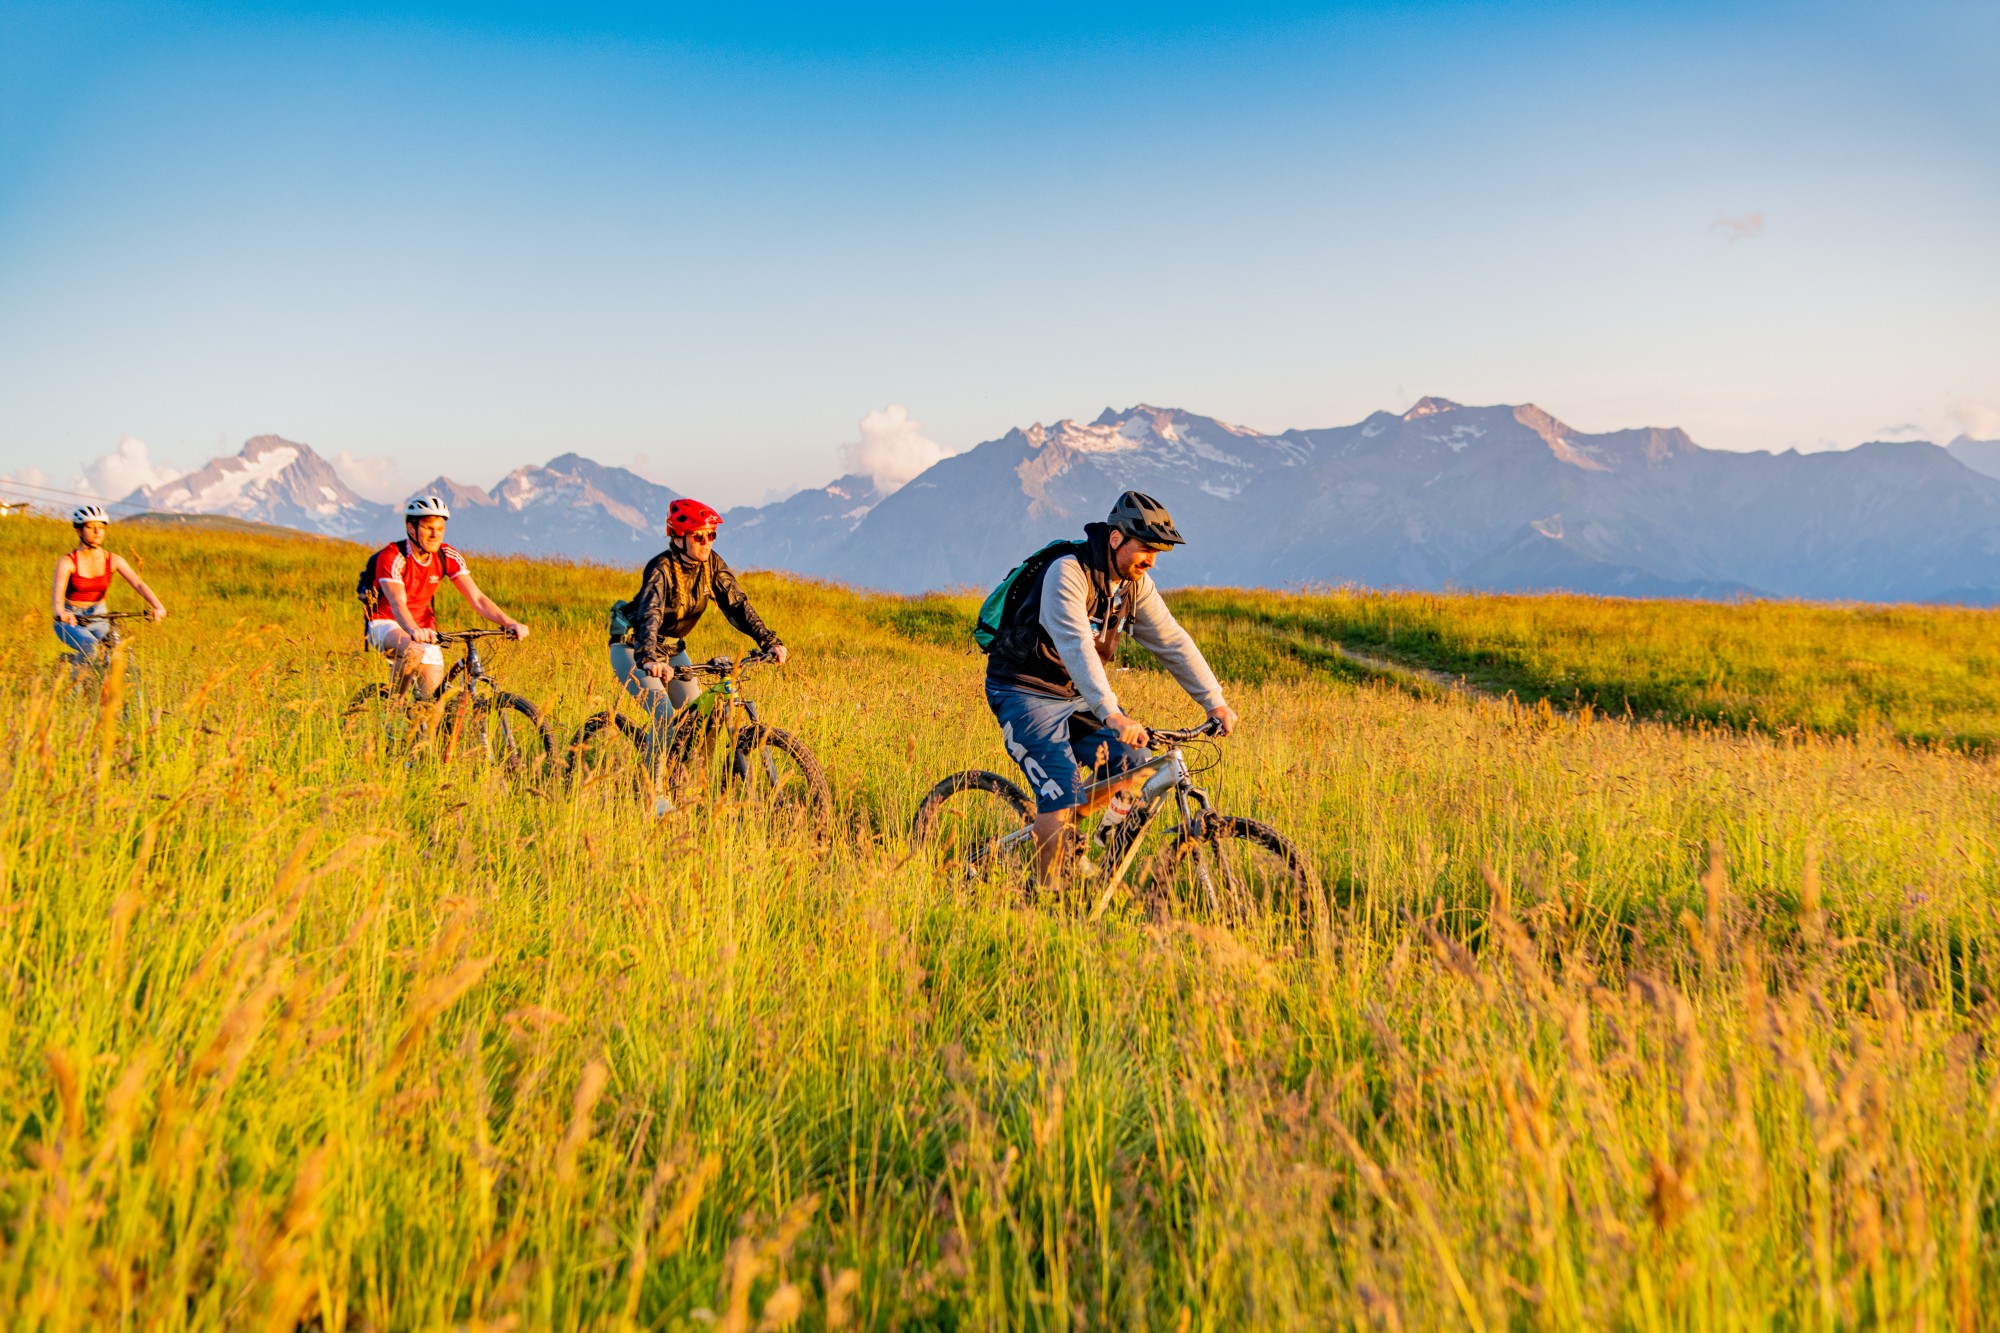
984, 522, 1123, 699
627, 547, 780, 666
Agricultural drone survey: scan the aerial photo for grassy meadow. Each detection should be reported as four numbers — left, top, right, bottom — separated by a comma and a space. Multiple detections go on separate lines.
1160, 586, 2000, 748
2, 513, 1999, 1329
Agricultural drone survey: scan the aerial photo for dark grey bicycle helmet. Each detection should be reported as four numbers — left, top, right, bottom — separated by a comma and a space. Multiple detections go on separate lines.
1106, 490, 1185, 546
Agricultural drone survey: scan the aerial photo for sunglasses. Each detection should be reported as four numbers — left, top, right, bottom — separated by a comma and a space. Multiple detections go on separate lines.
684, 530, 717, 544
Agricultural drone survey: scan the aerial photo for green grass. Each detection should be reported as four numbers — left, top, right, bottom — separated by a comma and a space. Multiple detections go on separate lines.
1164, 586, 2000, 746
2, 516, 1998, 1329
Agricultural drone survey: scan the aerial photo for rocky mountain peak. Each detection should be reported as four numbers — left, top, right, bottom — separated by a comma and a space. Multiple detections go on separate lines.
1404, 396, 1464, 420
124, 434, 384, 539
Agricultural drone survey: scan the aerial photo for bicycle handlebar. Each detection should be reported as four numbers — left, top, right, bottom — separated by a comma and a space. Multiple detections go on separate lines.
673, 648, 777, 681
1145, 719, 1226, 748
70, 610, 153, 624
432, 627, 521, 645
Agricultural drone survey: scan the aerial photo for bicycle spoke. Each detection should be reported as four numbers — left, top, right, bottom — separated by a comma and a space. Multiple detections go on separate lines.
1139, 814, 1317, 944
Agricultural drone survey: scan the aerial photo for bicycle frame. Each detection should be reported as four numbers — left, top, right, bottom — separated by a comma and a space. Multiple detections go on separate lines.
971, 743, 1216, 909
426, 631, 531, 762
650, 657, 768, 773
440, 634, 503, 695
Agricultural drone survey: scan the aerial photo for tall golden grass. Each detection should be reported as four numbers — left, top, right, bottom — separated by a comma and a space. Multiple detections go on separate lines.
0, 514, 1995, 1328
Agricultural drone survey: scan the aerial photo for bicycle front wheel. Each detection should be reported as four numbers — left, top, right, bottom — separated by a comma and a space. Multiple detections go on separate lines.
729, 723, 834, 837
1138, 813, 1319, 942
566, 710, 648, 787
441, 689, 556, 776
909, 770, 1037, 884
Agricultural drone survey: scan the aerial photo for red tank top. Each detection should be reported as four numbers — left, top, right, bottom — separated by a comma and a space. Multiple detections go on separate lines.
65, 551, 114, 604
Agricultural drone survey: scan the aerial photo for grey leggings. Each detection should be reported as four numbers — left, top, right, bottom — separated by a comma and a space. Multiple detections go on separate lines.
609, 644, 697, 762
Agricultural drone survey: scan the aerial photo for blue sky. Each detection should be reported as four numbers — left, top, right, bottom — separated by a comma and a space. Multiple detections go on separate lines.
2, 0, 1995, 507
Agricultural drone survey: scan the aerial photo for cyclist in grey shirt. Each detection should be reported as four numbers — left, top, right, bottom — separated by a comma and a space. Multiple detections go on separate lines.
983, 490, 1239, 880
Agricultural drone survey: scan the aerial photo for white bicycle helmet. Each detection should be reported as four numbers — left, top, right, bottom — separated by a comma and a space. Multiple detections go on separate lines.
71, 504, 111, 526
404, 494, 452, 520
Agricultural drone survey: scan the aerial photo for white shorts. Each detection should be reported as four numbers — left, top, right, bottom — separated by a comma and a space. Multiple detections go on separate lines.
367, 618, 444, 668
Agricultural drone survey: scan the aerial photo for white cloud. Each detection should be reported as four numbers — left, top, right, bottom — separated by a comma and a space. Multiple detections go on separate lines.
80, 437, 182, 499
1, 465, 50, 488
1712, 212, 1765, 242
332, 450, 410, 503
1950, 399, 2000, 442
840, 405, 954, 493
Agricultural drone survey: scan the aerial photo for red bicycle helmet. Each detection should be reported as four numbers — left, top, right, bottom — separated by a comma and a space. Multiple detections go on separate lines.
667, 497, 723, 536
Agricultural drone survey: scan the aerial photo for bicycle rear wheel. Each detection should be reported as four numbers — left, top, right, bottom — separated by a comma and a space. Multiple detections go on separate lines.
1138, 814, 1319, 943
441, 689, 556, 776
909, 771, 1037, 884
729, 723, 834, 837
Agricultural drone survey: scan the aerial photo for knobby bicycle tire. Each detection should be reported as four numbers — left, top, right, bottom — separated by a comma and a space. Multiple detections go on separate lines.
566, 710, 648, 785
1139, 813, 1319, 940
344, 683, 392, 716
730, 723, 835, 837
441, 689, 556, 775
908, 770, 1034, 845
908, 770, 1038, 885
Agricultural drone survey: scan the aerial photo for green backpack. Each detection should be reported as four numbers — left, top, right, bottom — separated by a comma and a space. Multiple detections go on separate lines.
973, 539, 1081, 652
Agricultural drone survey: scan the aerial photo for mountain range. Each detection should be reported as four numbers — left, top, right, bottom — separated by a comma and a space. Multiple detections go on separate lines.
120, 402, 2000, 603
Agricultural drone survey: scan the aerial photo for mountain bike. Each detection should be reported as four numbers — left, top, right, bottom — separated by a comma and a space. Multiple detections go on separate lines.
61, 610, 155, 725
910, 720, 1319, 940
64, 609, 153, 677
567, 650, 833, 835
344, 628, 556, 775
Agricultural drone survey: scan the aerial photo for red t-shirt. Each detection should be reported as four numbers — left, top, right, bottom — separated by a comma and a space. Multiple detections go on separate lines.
368, 541, 468, 630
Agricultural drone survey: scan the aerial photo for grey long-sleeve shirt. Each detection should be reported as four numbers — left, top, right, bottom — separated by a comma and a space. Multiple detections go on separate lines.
1037, 555, 1227, 721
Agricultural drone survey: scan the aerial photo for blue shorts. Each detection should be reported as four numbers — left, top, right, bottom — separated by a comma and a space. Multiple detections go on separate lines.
985, 680, 1149, 814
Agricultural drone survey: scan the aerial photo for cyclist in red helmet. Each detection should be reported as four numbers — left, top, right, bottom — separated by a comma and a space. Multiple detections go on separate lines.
608, 497, 787, 758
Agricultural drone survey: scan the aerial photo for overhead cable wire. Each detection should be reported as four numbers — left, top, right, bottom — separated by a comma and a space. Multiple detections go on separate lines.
0, 476, 154, 514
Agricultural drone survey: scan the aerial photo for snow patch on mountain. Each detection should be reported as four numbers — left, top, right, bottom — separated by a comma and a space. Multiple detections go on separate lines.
126, 435, 386, 538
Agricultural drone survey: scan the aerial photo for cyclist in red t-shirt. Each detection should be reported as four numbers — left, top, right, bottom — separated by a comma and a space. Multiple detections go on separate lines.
364, 495, 528, 695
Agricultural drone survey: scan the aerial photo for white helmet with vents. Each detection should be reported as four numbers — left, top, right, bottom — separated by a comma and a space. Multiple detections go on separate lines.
70, 504, 110, 526
403, 495, 452, 520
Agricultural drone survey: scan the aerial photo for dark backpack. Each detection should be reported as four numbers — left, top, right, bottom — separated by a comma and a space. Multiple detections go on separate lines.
355, 540, 406, 627
973, 539, 1082, 652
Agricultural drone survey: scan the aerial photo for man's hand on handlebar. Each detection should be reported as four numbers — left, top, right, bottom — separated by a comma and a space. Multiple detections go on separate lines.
1104, 710, 1150, 748
149, 606, 168, 623
412, 626, 439, 645
1207, 703, 1239, 736
768, 643, 788, 666
642, 659, 672, 679
505, 620, 528, 640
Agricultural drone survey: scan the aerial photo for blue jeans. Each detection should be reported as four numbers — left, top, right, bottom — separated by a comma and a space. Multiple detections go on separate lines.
609, 643, 696, 768
985, 680, 1148, 814
54, 602, 109, 664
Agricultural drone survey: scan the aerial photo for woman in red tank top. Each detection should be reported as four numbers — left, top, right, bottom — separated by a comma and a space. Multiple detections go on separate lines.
51, 505, 167, 664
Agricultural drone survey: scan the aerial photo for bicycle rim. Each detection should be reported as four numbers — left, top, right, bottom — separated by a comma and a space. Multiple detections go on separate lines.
1140, 814, 1318, 943
910, 771, 1037, 887
566, 711, 649, 788
730, 724, 833, 837
445, 690, 553, 775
